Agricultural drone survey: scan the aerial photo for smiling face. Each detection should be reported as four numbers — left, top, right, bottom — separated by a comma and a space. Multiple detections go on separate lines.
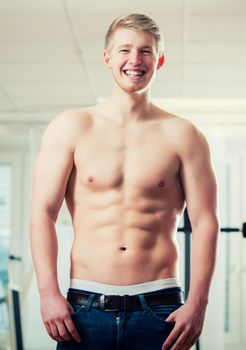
104, 27, 164, 94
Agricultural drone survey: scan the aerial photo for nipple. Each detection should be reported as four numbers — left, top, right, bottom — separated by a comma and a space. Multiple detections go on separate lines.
158, 180, 165, 188
88, 176, 94, 182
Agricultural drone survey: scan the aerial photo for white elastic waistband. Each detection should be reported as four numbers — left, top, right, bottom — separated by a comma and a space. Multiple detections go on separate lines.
69, 278, 180, 296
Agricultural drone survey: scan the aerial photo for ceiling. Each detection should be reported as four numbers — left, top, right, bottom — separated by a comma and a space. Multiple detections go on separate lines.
0, 0, 246, 123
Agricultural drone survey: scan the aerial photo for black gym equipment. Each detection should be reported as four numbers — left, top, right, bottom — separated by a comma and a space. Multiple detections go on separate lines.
12, 290, 23, 350
179, 208, 246, 350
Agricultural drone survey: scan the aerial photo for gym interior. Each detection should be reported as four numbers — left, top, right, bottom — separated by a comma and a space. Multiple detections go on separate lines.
0, 1, 246, 349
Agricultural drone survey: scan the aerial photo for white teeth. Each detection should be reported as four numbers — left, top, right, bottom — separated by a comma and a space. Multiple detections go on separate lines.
125, 70, 145, 76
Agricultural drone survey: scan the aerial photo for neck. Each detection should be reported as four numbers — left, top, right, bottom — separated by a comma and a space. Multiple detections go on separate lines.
102, 85, 153, 125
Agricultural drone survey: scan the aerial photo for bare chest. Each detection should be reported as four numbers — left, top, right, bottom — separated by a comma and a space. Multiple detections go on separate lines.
73, 121, 181, 196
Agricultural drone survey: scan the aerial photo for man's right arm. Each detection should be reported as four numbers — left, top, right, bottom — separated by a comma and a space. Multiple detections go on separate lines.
29, 110, 81, 343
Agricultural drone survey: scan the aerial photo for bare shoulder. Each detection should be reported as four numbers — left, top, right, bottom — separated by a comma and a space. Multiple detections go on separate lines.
157, 108, 210, 157
159, 110, 197, 135
46, 107, 92, 133
40, 107, 93, 151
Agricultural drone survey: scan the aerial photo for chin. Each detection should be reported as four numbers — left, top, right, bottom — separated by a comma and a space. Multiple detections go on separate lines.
116, 80, 150, 94
125, 86, 148, 94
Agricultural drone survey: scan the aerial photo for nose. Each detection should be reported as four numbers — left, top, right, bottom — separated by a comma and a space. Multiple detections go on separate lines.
128, 51, 143, 65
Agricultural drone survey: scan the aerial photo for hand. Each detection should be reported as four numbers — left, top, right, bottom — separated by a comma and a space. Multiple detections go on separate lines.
161, 302, 206, 350
40, 292, 81, 343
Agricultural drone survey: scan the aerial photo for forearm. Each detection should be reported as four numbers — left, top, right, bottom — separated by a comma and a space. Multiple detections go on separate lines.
186, 218, 219, 308
30, 214, 60, 298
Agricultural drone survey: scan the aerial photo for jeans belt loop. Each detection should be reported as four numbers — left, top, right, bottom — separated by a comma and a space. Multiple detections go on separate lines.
124, 295, 130, 311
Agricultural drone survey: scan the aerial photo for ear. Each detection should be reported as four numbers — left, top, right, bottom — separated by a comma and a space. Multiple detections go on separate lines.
104, 50, 112, 69
157, 53, 165, 70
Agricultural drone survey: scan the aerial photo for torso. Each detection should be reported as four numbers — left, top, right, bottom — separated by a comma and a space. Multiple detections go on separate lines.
64, 105, 186, 285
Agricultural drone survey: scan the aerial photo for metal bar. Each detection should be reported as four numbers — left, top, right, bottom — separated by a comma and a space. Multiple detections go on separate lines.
184, 231, 191, 299
183, 208, 201, 350
12, 290, 23, 350
178, 227, 241, 233
183, 208, 191, 299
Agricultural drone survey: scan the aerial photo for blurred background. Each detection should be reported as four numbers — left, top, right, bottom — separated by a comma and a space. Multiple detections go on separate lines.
0, 0, 246, 349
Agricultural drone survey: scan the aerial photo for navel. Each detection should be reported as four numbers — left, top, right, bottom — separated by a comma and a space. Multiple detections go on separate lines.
120, 247, 127, 251
158, 180, 165, 188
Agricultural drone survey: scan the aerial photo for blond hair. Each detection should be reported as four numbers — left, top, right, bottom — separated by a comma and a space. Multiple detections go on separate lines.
104, 13, 164, 56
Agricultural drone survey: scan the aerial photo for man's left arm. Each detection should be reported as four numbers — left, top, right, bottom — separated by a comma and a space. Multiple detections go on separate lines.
162, 123, 220, 350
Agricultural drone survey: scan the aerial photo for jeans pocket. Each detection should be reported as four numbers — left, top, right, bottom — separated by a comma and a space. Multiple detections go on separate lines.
147, 304, 182, 326
71, 303, 85, 316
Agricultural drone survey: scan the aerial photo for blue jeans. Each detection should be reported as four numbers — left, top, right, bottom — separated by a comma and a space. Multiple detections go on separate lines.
56, 288, 183, 350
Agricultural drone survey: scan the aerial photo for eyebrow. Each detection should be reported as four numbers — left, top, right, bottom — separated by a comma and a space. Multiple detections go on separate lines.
117, 44, 153, 50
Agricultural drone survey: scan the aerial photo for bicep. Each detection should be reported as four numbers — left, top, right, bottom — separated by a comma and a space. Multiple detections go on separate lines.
31, 114, 75, 221
180, 129, 218, 227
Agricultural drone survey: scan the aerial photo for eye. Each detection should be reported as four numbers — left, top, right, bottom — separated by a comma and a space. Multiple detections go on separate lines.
142, 50, 152, 55
119, 49, 129, 53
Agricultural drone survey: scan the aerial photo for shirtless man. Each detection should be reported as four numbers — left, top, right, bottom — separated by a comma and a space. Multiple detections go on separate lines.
30, 13, 219, 350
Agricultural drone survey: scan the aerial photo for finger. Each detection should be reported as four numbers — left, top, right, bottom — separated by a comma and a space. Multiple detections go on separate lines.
56, 321, 72, 341
165, 313, 176, 323
49, 321, 64, 342
44, 321, 52, 338
162, 326, 182, 350
168, 332, 190, 350
182, 331, 200, 349
64, 317, 81, 342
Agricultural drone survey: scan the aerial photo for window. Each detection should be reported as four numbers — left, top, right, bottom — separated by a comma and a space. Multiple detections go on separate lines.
0, 162, 12, 329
